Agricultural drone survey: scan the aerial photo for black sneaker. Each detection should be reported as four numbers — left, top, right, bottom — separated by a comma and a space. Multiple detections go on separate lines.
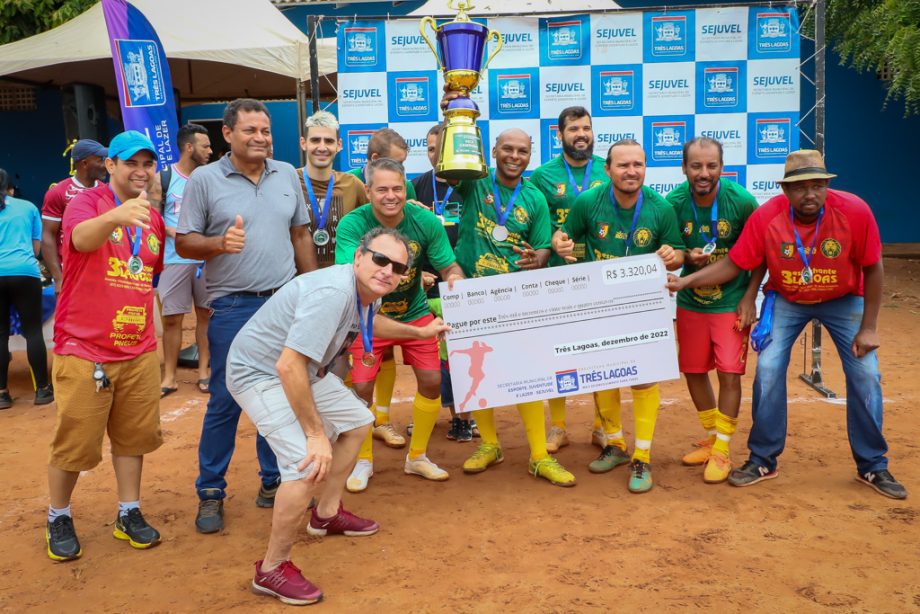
857, 469, 908, 500
446, 417, 461, 440
196, 490, 224, 534
456, 419, 473, 443
256, 480, 280, 508
728, 460, 778, 487
46, 516, 82, 561
0, 391, 11, 410
113, 508, 161, 549
35, 385, 54, 406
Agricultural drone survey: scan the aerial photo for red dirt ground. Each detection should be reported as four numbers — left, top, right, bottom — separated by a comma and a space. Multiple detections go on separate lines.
1, 258, 918, 612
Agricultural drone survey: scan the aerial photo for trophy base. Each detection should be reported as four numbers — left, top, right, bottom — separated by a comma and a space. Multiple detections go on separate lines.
435, 163, 488, 181
437, 118, 489, 181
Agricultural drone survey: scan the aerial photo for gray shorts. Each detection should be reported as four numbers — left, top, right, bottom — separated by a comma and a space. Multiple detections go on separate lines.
231, 373, 374, 482
157, 263, 208, 316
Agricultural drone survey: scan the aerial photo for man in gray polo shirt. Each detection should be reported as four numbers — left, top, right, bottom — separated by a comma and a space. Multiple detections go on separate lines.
228, 227, 449, 605
176, 98, 318, 534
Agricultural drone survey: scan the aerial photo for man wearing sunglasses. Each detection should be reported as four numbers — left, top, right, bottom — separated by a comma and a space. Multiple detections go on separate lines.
228, 227, 450, 605
335, 158, 464, 492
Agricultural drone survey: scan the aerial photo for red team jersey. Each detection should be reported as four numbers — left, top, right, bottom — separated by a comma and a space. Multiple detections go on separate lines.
729, 189, 881, 304
54, 184, 165, 362
41, 177, 101, 255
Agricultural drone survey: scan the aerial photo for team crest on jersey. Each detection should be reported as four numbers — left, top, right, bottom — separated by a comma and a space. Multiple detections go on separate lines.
633, 227, 652, 247
780, 242, 795, 259
109, 227, 124, 244
485, 193, 494, 205
597, 222, 610, 238
408, 240, 421, 259
513, 207, 529, 225
682, 221, 693, 237
820, 238, 841, 258
717, 219, 732, 238
555, 183, 566, 197
146, 234, 160, 254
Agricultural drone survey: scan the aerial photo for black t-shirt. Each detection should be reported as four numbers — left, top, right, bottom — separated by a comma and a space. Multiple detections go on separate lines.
412, 170, 464, 298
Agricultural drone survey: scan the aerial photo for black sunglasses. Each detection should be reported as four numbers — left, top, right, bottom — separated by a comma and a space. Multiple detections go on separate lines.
369, 250, 410, 275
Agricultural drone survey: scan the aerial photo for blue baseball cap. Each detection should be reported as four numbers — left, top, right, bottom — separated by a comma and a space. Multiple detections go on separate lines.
71, 139, 107, 161
107, 130, 157, 162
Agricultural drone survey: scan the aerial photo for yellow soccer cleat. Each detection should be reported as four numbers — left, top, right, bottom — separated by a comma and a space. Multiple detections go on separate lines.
373, 423, 407, 448
703, 451, 732, 484
462, 443, 504, 474
529, 456, 577, 487
681, 440, 713, 466
546, 426, 570, 454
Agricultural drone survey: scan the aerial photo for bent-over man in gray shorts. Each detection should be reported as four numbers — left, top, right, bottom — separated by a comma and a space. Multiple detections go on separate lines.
227, 227, 449, 606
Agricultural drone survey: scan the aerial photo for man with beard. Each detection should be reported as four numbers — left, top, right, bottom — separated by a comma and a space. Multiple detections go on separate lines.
553, 139, 684, 493
451, 128, 577, 487
41, 139, 108, 293
530, 106, 610, 454
667, 150, 907, 500
666, 137, 763, 483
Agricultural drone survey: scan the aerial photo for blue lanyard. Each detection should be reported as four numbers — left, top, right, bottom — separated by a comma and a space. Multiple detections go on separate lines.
302, 168, 334, 230
109, 186, 142, 260
609, 187, 644, 254
491, 174, 523, 227
690, 182, 719, 246
430, 172, 454, 216
563, 158, 593, 195
790, 206, 824, 270
357, 293, 374, 355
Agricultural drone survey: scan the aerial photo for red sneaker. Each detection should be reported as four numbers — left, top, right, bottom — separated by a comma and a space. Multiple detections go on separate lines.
306, 503, 379, 537
251, 560, 323, 605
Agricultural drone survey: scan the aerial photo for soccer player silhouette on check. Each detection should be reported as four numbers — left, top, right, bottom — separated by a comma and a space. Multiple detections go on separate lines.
450, 341, 493, 411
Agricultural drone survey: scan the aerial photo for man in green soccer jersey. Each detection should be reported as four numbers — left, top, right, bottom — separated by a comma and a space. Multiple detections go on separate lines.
450, 127, 577, 487
552, 139, 684, 493
335, 158, 464, 491
665, 137, 764, 483
530, 106, 610, 454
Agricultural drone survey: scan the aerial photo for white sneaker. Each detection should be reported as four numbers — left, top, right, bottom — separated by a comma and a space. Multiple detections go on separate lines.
373, 423, 407, 448
404, 455, 449, 481
546, 426, 570, 453
346, 460, 373, 493
591, 428, 606, 449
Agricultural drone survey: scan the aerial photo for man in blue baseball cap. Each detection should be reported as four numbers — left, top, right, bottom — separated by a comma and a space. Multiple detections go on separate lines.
41, 139, 109, 292
44, 130, 168, 562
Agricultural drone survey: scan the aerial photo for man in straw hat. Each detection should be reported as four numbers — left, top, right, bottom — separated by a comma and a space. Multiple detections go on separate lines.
667, 149, 907, 499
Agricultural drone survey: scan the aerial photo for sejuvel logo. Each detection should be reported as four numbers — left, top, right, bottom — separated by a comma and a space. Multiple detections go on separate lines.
599, 70, 635, 111
344, 26, 378, 66
115, 39, 166, 107
347, 130, 375, 168
547, 123, 563, 157
395, 77, 430, 117
555, 369, 580, 393
497, 74, 532, 114
755, 13, 792, 54
547, 20, 583, 60
597, 132, 636, 146
651, 16, 687, 57
755, 118, 791, 159
703, 67, 739, 108
651, 121, 687, 162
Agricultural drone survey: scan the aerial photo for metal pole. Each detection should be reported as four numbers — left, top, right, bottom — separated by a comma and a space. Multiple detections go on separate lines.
799, 0, 836, 399
308, 15, 321, 113
296, 77, 306, 167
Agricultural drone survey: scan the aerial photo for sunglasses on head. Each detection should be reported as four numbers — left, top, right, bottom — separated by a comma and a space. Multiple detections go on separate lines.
369, 250, 409, 275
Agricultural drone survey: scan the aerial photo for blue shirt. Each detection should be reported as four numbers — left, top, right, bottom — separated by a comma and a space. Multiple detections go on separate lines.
163, 165, 202, 266
0, 196, 41, 278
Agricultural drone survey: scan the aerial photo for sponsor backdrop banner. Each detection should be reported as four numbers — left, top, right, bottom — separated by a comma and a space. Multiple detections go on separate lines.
102, 0, 179, 168
337, 6, 799, 202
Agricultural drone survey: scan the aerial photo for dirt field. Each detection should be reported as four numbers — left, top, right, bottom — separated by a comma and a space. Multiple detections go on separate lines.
1, 257, 918, 613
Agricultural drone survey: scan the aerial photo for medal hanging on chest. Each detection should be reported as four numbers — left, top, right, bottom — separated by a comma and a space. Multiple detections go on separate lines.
691, 183, 719, 258
357, 293, 376, 367
111, 187, 144, 275
431, 172, 455, 224
491, 175, 522, 244
790, 206, 824, 286
303, 168, 334, 247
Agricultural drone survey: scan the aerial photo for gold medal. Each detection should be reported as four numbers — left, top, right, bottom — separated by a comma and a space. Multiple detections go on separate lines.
361, 352, 376, 367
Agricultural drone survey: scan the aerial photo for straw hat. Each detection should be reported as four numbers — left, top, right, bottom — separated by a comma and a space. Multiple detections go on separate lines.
777, 149, 837, 183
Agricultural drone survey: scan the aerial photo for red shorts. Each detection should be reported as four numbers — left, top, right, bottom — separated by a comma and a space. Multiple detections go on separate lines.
349, 313, 440, 383
676, 308, 750, 375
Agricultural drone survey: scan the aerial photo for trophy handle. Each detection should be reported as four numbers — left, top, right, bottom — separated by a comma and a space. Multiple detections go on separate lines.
483, 29, 502, 71
419, 17, 444, 71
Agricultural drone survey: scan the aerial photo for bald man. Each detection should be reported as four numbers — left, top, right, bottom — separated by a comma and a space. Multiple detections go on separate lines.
449, 127, 576, 487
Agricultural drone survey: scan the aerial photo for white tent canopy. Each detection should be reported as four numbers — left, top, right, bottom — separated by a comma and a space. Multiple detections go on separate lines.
0, 0, 337, 101
406, 0, 621, 17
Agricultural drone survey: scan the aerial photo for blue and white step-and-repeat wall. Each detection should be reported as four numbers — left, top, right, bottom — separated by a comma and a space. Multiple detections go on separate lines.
336, 5, 800, 203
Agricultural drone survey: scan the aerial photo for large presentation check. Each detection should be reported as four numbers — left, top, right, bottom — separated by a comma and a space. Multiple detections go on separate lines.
440, 254, 679, 411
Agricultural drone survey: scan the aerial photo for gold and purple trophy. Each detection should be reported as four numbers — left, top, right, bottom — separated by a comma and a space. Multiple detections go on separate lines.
420, 1, 501, 180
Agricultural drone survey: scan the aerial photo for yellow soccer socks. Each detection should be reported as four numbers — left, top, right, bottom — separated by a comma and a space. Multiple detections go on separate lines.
631, 385, 660, 464
471, 408, 499, 445
595, 389, 627, 451
548, 396, 567, 430
698, 407, 718, 445
373, 357, 397, 425
712, 410, 738, 456
358, 426, 374, 462
408, 394, 441, 460
518, 401, 549, 461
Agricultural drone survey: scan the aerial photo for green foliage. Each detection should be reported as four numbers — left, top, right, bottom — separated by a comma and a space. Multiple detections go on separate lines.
825, 0, 920, 116
0, 0, 98, 46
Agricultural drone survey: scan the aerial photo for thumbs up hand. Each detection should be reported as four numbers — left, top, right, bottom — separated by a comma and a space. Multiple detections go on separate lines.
222, 214, 246, 253
552, 230, 576, 263
109, 189, 152, 230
